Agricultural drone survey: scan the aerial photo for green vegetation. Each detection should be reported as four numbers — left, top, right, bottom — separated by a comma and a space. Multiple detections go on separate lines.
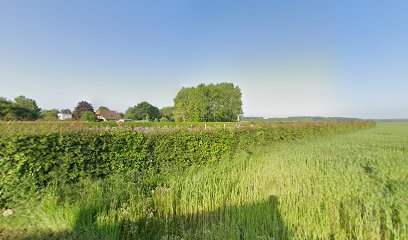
40, 109, 59, 121
159, 106, 174, 122
81, 111, 97, 122
2, 121, 401, 240
97, 106, 109, 112
73, 101, 95, 120
125, 102, 160, 121
0, 96, 41, 121
173, 83, 243, 122
1, 122, 370, 209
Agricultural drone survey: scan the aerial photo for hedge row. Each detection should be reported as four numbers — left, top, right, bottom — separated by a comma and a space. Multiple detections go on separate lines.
0, 121, 375, 207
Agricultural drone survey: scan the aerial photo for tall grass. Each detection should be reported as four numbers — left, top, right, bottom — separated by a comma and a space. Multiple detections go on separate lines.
1, 122, 407, 239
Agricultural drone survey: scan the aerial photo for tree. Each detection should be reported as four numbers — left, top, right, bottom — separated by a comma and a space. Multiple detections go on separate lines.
41, 109, 59, 121
13, 95, 42, 120
173, 83, 243, 122
0, 96, 42, 121
97, 106, 109, 112
81, 111, 97, 122
0, 98, 13, 120
160, 106, 174, 122
73, 101, 94, 120
124, 101, 160, 120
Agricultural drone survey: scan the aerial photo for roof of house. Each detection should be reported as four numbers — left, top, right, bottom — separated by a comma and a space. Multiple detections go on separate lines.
60, 109, 72, 114
97, 110, 121, 120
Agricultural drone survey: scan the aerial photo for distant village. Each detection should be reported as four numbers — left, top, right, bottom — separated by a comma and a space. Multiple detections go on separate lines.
57, 109, 129, 122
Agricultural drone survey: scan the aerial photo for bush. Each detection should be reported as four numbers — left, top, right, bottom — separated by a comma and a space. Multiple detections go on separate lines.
81, 111, 97, 122
0, 121, 375, 208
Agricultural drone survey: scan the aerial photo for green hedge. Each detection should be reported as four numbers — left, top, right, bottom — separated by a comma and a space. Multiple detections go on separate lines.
0, 122, 375, 207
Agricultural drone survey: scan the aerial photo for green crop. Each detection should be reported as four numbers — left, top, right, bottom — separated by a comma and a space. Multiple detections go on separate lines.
2, 121, 400, 240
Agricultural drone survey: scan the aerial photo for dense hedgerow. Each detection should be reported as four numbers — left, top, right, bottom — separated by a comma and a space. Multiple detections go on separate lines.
0, 121, 374, 208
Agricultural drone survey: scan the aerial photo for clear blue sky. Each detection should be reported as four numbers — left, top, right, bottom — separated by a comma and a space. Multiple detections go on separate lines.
0, 0, 407, 118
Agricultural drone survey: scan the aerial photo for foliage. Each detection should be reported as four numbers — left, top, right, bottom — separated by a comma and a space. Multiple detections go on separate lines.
73, 101, 94, 120
160, 116, 170, 122
160, 106, 174, 121
14, 96, 42, 120
97, 106, 109, 112
0, 96, 41, 121
0, 121, 374, 209
0, 97, 14, 120
173, 83, 243, 122
124, 101, 160, 120
2, 122, 404, 240
81, 111, 97, 122
41, 109, 59, 121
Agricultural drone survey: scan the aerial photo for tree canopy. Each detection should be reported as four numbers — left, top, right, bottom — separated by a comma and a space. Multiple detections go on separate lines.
97, 106, 109, 112
73, 101, 94, 120
0, 96, 41, 121
125, 101, 160, 121
173, 83, 242, 122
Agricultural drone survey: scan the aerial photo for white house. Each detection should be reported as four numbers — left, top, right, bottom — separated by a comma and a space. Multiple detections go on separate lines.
58, 109, 72, 120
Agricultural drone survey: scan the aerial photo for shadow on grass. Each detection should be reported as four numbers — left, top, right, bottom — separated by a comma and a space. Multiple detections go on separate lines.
2, 195, 289, 240
125, 195, 290, 240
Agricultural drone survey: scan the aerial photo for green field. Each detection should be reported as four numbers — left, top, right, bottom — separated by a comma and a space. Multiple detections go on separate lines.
1, 122, 407, 239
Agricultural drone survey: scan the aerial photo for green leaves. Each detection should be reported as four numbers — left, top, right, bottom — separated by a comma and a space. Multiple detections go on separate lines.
173, 83, 243, 122
125, 102, 160, 121
0, 122, 375, 208
0, 96, 41, 121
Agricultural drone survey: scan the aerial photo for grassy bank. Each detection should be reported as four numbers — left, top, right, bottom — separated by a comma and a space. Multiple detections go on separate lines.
1, 122, 406, 239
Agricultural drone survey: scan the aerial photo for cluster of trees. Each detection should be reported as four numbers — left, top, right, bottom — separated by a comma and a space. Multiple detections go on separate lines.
173, 83, 242, 122
0, 96, 41, 121
123, 102, 174, 122
1, 82, 243, 122
72, 101, 96, 121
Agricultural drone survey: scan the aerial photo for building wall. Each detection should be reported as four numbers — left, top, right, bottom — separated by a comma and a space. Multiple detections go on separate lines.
58, 113, 72, 120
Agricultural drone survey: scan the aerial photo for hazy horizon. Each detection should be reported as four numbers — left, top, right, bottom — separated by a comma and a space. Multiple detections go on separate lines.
1, 1, 407, 119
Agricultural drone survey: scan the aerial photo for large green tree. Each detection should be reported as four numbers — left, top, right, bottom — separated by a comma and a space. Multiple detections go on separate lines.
125, 101, 160, 121
0, 96, 41, 121
173, 83, 243, 122
13, 96, 42, 120
73, 101, 95, 120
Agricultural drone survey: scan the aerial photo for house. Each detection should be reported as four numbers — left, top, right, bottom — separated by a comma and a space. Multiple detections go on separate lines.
96, 110, 121, 122
58, 109, 72, 120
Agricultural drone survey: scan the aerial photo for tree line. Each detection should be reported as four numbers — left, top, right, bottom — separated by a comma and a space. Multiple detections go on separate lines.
0, 83, 243, 122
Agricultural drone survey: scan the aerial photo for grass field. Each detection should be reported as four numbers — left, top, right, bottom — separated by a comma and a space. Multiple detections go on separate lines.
1, 122, 407, 239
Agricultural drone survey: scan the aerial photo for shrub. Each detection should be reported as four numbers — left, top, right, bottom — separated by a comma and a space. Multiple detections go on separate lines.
0, 121, 375, 208
81, 111, 97, 122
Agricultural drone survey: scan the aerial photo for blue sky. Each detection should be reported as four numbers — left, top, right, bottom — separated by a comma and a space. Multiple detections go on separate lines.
0, 0, 407, 118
